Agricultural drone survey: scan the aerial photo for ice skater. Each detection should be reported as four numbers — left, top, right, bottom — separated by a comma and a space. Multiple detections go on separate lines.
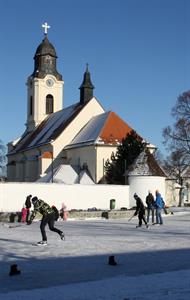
133, 193, 148, 228
27, 196, 64, 245
146, 190, 155, 224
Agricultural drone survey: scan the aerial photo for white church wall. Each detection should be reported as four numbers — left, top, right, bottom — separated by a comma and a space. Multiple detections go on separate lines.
0, 183, 129, 213
66, 146, 96, 181
96, 146, 117, 182
128, 176, 166, 207
40, 157, 52, 176
66, 145, 118, 183
53, 98, 105, 157
7, 164, 15, 181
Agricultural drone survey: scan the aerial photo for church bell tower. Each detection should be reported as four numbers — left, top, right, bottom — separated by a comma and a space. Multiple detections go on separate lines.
26, 23, 64, 132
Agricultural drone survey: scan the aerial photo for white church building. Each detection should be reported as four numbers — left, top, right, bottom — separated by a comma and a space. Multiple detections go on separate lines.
6, 23, 167, 206
6, 24, 141, 184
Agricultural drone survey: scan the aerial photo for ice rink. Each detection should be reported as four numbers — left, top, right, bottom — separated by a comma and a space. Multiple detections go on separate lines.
1, 209, 190, 299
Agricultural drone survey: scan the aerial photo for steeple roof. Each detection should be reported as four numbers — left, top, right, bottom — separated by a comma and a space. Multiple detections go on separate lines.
79, 64, 94, 89
31, 34, 62, 80
34, 35, 57, 58
79, 65, 94, 104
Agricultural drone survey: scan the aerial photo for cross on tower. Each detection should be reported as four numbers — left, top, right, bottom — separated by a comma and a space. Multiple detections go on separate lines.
42, 22, 50, 35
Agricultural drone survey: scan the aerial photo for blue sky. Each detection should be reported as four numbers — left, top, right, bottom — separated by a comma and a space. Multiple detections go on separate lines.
0, 0, 189, 156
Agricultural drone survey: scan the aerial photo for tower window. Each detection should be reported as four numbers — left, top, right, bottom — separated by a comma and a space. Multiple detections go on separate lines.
46, 94, 54, 114
30, 96, 33, 115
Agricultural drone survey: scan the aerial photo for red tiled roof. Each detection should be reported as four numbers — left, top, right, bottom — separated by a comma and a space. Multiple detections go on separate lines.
99, 112, 132, 144
65, 111, 136, 149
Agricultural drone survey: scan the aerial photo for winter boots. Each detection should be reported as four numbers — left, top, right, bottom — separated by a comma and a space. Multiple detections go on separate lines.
9, 264, 21, 276
108, 255, 117, 266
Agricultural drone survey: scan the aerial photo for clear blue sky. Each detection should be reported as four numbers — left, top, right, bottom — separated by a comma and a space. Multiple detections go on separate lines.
0, 0, 189, 156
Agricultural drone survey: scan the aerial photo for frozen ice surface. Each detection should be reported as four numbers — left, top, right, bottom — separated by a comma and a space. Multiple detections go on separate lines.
1, 209, 190, 299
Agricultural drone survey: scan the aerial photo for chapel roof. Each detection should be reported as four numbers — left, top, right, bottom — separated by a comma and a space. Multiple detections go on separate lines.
127, 150, 166, 177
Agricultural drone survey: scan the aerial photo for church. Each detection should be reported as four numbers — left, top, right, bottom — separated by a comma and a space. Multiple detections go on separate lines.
7, 23, 156, 184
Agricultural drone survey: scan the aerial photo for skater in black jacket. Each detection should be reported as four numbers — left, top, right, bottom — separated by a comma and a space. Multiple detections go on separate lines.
134, 193, 148, 228
146, 191, 155, 224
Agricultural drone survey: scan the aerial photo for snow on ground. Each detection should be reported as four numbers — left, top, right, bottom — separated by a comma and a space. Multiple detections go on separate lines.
1, 209, 190, 299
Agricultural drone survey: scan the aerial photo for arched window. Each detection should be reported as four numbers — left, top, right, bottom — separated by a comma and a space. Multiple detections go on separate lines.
30, 96, 33, 115
46, 94, 54, 114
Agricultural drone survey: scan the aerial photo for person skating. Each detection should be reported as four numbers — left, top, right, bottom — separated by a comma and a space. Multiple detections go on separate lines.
134, 193, 148, 228
27, 196, 64, 245
146, 190, 155, 224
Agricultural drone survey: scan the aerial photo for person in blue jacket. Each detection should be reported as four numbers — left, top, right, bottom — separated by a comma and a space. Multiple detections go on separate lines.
155, 190, 165, 225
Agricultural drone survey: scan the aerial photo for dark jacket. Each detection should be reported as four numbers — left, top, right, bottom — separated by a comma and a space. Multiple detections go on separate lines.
25, 196, 32, 209
135, 196, 145, 215
146, 193, 155, 209
30, 199, 54, 222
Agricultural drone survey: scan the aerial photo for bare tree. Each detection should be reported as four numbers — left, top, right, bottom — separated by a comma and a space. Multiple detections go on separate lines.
163, 91, 190, 156
162, 92, 190, 206
162, 150, 188, 206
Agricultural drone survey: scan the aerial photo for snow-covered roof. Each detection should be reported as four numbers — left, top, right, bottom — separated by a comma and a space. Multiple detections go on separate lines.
127, 150, 166, 177
37, 164, 95, 184
9, 102, 83, 153
65, 111, 133, 149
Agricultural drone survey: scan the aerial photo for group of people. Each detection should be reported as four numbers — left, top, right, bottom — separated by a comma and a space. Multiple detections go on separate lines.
133, 190, 165, 228
20, 190, 164, 244
21, 195, 65, 246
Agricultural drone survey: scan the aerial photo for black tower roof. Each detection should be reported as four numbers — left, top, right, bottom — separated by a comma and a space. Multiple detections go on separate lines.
79, 64, 94, 104
35, 35, 57, 57
31, 35, 62, 80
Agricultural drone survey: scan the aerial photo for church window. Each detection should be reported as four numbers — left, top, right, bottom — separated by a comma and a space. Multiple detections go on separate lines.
46, 94, 54, 114
30, 96, 33, 115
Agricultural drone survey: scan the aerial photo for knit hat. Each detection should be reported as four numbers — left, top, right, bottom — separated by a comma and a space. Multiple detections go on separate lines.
31, 196, 38, 203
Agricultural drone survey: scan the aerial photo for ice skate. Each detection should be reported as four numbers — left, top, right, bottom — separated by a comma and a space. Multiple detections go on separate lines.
60, 232, 65, 240
36, 241, 47, 246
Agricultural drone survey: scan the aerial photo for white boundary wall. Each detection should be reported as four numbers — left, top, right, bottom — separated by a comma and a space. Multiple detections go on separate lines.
129, 176, 166, 208
0, 183, 129, 212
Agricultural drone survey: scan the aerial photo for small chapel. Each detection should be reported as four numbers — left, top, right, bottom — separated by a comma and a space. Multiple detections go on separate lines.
7, 23, 159, 184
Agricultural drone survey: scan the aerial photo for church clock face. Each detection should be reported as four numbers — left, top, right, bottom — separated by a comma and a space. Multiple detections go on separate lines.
46, 78, 54, 87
